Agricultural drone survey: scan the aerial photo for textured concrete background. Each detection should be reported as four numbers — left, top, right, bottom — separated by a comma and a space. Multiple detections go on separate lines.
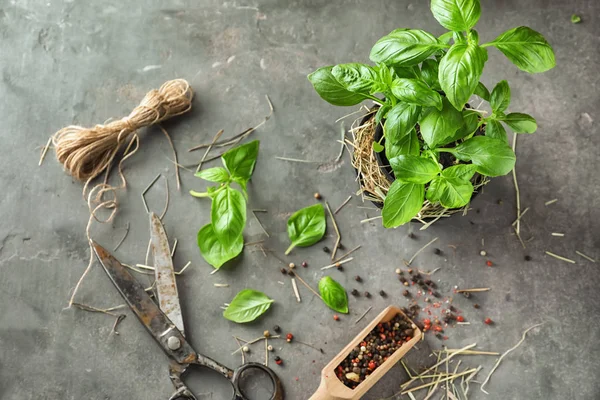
0, 0, 599, 399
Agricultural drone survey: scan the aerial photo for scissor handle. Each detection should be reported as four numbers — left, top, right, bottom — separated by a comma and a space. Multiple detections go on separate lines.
168, 359, 284, 400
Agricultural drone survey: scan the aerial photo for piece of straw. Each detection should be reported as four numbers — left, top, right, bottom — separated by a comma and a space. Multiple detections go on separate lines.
576, 250, 595, 263
406, 237, 438, 265
545, 251, 576, 264
321, 257, 353, 270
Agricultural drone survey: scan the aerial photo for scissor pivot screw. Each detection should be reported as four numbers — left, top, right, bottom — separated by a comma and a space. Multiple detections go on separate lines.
167, 336, 181, 350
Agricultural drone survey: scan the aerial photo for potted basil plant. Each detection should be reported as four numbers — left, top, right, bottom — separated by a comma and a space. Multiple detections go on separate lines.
308, 0, 555, 228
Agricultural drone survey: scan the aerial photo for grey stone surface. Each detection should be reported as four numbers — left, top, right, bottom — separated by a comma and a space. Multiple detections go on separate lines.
1, 0, 599, 399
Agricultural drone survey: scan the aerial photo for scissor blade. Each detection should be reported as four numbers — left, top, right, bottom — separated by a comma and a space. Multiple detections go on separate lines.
149, 212, 185, 335
90, 240, 197, 365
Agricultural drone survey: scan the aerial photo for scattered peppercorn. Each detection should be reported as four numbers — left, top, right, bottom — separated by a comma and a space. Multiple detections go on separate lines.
484, 318, 493, 325
289, 262, 295, 269
336, 264, 344, 271
462, 292, 472, 299
480, 250, 487, 256
486, 260, 493, 267
408, 233, 415, 239
351, 289, 360, 296
273, 325, 281, 333
473, 304, 480, 309
338, 243, 345, 250
242, 346, 250, 353
287, 270, 295, 276
302, 261, 308, 267
364, 291, 371, 298
403, 281, 409, 287
323, 246, 330, 253
407, 269, 413, 274
435, 333, 443, 340
333, 315, 339, 321
275, 356, 283, 365
267, 345, 274, 352
432, 291, 440, 298
354, 275, 362, 282
402, 290, 410, 297
433, 248, 442, 255
264, 330, 271, 338
280, 268, 287, 274
379, 290, 386, 297
524, 255, 532, 261
395, 268, 402, 274
424, 298, 430, 303
314, 192, 322, 200
456, 316, 465, 322
286, 333, 294, 342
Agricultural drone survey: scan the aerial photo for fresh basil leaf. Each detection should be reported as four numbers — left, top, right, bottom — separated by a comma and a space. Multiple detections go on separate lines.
499, 112, 537, 133
390, 155, 440, 184
223, 289, 274, 323
438, 177, 474, 208
376, 63, 394, 87
375, 104, 391, 125
197, 223, 243, 269
430, 0, 481, 31
332, 63, 379, 93
391, 78, 443, 110
440, 109, 480, 145
484, 119, 508, 143
474, 82, 490, 101
370, 29, 444, 66
439, 42, 488, 111
222, 140, 260, 183
211, 186, 246, 247
308, 66, 367, 106
385, 129, 420, 160
195, 167, 230, 183
438, 31, 454, 45
485, 27, 555, 73
419, 98, 464, 147
382, 181, 425, 228
285, 204, 326, 254
490, 80, 511, 113
372, 141, 384, 153
420, 59, 441, 90
452, 136, 516, 176
392, 66, 422, 80
318, 276, 349, 314
426, 177, 443, 203
441, 164, 478, 181
384, 102, 421, 143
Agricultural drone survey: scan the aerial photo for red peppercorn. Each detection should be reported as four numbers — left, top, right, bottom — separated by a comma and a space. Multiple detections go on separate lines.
302, 261, 308, 268
368, 362, 376, 370
486, 260, 493, 267
433, 325, 443, 332
423, 319, 431, 325
333, 315, 339, 321
286, 333, 294, 342
456, 316, 465, 322
484, 318, 493, 325
275, 356, 283, 365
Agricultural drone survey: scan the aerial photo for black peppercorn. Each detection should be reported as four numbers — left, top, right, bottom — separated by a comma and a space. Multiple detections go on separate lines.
337, 265, 344, 271
354, 275, 362, 282
323, 246, 330, 253
432, 291, 440, 298
273, 325, 281, 333
379, 290, 386, 297
280, 268, 287, 274
338, 243, 345, 250
408, 232, 415, 239
351, 289, 360, 296
524, 255, 532, 261
433, 248, 442, 255
435, 333, 443, 340
473, 303, 480, 309
287, 270, 295, 276
364, 291, 371, 298
402, 290, 410, 297
462, 292, 472, 299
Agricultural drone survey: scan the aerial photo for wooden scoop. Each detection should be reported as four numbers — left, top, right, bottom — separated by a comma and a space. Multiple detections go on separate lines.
309, 306, 421, 400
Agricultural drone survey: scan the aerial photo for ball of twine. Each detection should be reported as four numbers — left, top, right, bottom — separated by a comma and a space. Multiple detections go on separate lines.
52, 79, 193, 182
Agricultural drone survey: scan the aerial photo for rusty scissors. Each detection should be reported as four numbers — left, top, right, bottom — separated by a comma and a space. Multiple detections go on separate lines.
91, 212, 284, 400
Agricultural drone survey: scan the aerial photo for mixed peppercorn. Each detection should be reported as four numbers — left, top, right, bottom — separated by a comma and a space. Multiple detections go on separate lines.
336, 313, 416, 389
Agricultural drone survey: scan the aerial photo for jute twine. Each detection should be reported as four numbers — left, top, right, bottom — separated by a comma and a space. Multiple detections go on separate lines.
52, 79, 193, 182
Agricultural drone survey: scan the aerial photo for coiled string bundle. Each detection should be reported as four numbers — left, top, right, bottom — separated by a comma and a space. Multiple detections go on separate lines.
53, 79, 193, 182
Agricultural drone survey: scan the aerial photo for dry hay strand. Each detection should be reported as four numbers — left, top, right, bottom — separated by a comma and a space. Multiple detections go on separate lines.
349, 108, 488, 227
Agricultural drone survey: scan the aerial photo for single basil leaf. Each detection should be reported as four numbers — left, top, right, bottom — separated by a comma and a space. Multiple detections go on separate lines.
308, 66, 367, 106
385, 129, 420, 160
439, 42, 488, 111
426, 177, 443, 202
318, 276, 349, 314
420, 59, 441, 90
499, 112, 537, 133
485, 26, 556, 73
390, 155, 440, 184
197, 223, 243, 269
440, 109, 480, 145
441, 164, 478, 181
384, 102, 421, 143
195, 167, 230, 183
223, 289, 274, 323
370, 29, 444, 66
485, 119, 508, 143
438, 177, 474, 208
392, 66, 422, 80
419, 98, 464, 147
332, 63, 379, 93
490, 80, 511, 113
382, 181, 425, 228
375, 104, 391, 125
211, 186, 246, 247
222, 140, 260, 183
285, 204, 326, 254
474, 82, 490, 101
376, 63, 394, 87
438, 31, 454, 45
391, 78, 443, 110
430, 0, 481, 31
372, 141, 384, 153
452, 136, 516, 176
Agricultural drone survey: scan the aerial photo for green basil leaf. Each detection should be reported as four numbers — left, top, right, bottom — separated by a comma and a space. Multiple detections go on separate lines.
438, 177, 474, 208
485, 26, 556, 73
223, 289, 274, 323
375, 104, 391, 125
391, 78, 443, 110
438, 31, 454, 45
499, 112, 537, 133
452, 136, 516, 176
384, 102, 421, 143
420, 59, 441, 90
376, 63, 394, 87
392, 66, 422, 80
484, 119, 508, 143
419, 98, 464, 147
308, 66, 367, 106
441, 164, 477, 181
195, 167, 230, 183
372, 141, 384, 153
285, 204, 326, 254
474, 82, 490, 101
370, 29, 444, 66
390, 155, 440, 184
426, 177, 443, 203
439, 109, 480, 145
382, 181, 425, 228
318, 276, 349, 314
430, 0, 481, 31
211, 186, 246, 246
439, 42, 488, 111
385, 129, 420, 160
490, 80, 511, 113
332, 63, 379, 93
197, 223, 243, 269
222, 140, 260, 183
